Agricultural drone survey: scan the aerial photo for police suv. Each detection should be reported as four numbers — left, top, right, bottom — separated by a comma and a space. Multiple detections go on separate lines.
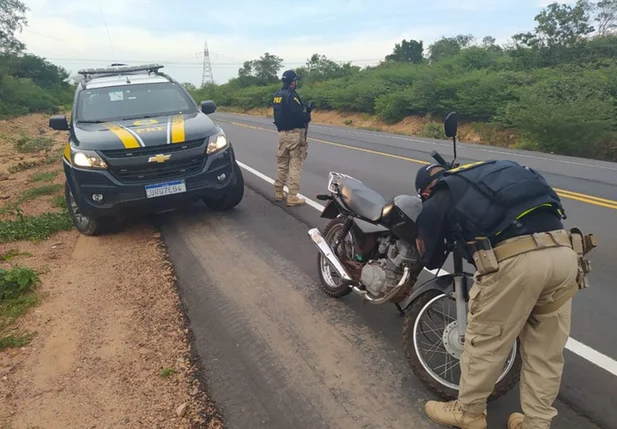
49, 64, 244, 235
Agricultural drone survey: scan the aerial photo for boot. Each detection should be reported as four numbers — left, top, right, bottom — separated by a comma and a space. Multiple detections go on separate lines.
274, 187, 285, 202
286, 194, 305, 207
424, 400, 487, 429
508, 413, 524, 429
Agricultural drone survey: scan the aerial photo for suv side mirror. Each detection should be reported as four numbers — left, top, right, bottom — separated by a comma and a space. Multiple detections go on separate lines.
201, 100, 217, 115
50, 115, 70, 131
444, 112, 458, 138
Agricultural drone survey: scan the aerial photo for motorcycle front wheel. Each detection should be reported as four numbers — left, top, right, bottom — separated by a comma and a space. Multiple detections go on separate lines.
402, 289, 522, 402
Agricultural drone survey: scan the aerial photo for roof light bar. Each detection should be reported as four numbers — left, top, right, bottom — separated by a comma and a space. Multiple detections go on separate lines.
77, 63, 165, 78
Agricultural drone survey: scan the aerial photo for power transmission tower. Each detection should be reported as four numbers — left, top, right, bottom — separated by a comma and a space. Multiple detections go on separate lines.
201, 39, 214, 87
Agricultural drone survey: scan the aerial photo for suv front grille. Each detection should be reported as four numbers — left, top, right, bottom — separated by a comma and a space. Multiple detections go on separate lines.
111, 157, 205, 183
100, 139, 204, 158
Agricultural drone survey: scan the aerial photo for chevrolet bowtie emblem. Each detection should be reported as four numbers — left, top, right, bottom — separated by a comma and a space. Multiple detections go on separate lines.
148, 154, 171, 163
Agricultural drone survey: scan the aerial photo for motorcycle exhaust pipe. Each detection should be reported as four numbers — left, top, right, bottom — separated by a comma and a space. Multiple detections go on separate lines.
307, 228, 354, 283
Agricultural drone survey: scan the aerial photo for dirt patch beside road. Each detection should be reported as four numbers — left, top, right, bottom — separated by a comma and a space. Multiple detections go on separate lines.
0, 113, 223, 429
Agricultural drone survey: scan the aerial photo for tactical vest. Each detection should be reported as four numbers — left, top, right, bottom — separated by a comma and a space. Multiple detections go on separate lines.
431, 160, 565, 243
272, 88, 289, 130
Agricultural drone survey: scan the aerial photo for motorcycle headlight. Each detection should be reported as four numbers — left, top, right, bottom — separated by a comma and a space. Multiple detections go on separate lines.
71, 148, 108, 169
206, 132, 229, 155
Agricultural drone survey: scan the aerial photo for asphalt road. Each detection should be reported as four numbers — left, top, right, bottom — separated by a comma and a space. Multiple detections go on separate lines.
162, 112, 617, 429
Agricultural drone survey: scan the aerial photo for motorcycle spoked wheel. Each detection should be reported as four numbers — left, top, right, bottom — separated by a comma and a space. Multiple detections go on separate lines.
402, 289, 522, 402
316, 217, 354, 298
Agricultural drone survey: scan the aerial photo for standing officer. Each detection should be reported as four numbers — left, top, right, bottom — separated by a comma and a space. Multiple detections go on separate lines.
413, 160, 594, 429
271, 69, 311, 207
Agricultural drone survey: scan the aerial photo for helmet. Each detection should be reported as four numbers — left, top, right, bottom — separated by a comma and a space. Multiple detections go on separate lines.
415, 163, 445, 196
281, 69, 300, 83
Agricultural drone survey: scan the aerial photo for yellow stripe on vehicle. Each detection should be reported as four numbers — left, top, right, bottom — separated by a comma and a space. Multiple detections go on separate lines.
170, 115, 185, 143
63, 144, 71, 162
103, 123, 141, 149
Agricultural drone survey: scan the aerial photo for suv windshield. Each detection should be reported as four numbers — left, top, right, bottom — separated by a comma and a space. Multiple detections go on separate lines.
76, 82, 198, 123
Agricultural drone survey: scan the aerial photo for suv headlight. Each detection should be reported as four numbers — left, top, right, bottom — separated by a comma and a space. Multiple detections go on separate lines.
206, 131, 229, 155
70, 148, 108, 169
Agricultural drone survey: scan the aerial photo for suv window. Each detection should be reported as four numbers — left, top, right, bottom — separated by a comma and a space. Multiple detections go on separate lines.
76, 82, 198, 123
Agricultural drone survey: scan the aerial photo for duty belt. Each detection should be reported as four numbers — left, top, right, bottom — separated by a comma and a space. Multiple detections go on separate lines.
493, 229, 572, 263
472, 229, 578, 315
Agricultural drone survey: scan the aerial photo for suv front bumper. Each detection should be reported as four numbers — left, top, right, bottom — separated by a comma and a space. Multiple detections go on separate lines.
64, 146, 242, 219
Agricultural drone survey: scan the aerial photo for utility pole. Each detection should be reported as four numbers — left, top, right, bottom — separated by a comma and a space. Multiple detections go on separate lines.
201, 39, 214, 87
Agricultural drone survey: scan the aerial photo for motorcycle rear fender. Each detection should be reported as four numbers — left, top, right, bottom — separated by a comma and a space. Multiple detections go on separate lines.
399, 273, 473, 312
320, 199, 341, 219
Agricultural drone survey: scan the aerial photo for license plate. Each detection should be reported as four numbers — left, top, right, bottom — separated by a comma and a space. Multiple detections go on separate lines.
145, 180, 186, 199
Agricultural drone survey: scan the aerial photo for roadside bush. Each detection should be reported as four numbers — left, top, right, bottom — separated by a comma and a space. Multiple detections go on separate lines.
0, 266, 39, 301
420, 121, 446, 140
500, 71, 617, 158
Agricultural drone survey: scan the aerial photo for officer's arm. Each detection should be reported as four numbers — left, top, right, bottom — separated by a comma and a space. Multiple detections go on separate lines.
287, 93, 308, 124
415, 190, 451, 270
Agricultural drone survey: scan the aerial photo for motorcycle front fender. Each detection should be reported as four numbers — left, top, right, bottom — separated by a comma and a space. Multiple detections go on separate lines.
399, 272, 472, 312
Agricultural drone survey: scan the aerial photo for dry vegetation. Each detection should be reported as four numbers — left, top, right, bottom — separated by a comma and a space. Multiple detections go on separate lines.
222, 107, 520, 148
0, 114, 223, 429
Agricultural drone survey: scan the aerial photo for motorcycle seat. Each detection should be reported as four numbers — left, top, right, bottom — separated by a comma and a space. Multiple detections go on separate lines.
338, 177, 386, 222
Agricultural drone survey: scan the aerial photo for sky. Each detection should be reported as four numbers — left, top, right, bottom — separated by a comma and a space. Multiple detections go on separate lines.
16, 0, 577, 86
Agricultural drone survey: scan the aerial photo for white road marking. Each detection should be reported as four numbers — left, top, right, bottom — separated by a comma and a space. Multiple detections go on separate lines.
236, 159, 617, 378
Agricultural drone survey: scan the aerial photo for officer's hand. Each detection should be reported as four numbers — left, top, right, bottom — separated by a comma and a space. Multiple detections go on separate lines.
416, 238, 425, 256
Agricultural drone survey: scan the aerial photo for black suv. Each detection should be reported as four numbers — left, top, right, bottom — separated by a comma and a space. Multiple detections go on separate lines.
49, 64, 244, 235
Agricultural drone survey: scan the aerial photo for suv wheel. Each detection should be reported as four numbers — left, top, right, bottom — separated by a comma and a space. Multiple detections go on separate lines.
65, 182, 107, 235
203, 167, 245, 211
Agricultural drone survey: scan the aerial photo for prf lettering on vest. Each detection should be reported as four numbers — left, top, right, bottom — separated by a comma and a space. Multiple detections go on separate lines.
273, 96, 283, 103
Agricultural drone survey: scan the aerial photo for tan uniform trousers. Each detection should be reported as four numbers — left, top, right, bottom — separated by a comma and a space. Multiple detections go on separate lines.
458, 244, 578, 429
274, 128, 307, 196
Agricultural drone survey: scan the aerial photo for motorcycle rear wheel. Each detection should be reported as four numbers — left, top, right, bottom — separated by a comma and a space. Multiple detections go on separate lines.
402, 289, 522, 402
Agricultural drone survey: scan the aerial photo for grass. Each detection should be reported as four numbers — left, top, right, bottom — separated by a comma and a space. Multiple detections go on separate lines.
0, 208, 72, 243
8, 160, 41, 174
0, 249, 32, 261
0, 183, 64, 215
0, 266, 41, 350
51, 194, 66, 209
159, 368, 176, 377
30, 171, 59, 182
14, 134, 54, 154
0, 333, 34, 350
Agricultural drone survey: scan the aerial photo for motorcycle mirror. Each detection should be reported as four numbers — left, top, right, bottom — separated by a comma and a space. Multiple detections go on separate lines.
444, 112, 458, 138
444, 112, 458, 166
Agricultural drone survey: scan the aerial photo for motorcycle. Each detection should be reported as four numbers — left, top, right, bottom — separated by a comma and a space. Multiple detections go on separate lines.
307, 112, 521, 401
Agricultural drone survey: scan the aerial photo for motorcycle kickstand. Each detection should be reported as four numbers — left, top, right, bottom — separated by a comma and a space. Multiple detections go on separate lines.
394, 303, 405, 316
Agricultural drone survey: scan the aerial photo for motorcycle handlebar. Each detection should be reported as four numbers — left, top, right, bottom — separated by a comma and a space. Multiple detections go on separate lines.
430, 150, 449, 168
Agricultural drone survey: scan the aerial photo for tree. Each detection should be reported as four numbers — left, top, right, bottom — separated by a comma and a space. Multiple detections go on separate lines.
595, 0, 617, 34
428, 34, 474, 62
236, 52, 284, 86
385, 39, 424, 64
0, 0, 28, 54
513, 0, 595, 49
181, 82, 197, 91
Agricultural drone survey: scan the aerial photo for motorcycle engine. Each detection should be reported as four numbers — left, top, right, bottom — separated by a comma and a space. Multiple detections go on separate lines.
360, 237, 417, 297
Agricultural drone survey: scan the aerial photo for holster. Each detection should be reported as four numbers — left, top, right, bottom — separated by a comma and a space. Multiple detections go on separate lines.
568, 227, 597, 290
468, 237, 499, 276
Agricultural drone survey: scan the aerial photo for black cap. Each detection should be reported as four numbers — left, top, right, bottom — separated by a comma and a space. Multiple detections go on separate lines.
415, 163, 445, 195
282, 69, 300, 83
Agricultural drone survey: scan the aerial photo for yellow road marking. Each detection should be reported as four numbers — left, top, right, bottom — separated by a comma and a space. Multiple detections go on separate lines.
170, 115, 185, 143
226, 120, 617, 211
102, 123, 141, 149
